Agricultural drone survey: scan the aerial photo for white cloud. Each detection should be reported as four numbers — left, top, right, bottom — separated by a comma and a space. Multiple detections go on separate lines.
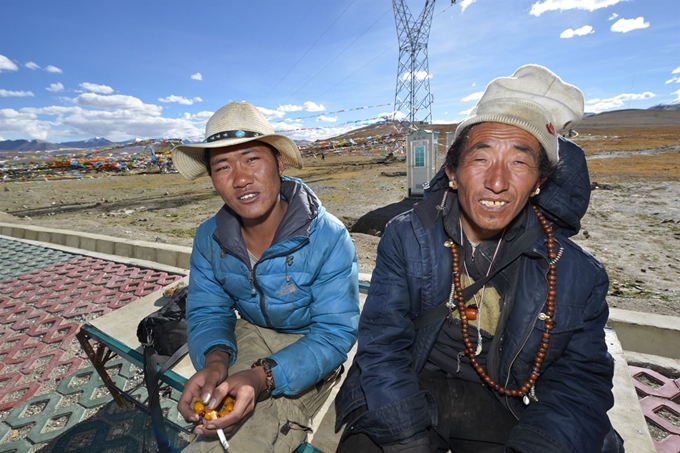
259, 107, 286, 119
561, 25, 594, 38
278, 104, 304, 113
0, 55, 19, 72
316, 115, 337, 123
0, 103, 205, 142
73, 93, 163, 115
45, 65, 63, 74
191, 73, 203, 81
183, 110, 213, 120
158, 95, 202, 105
667, 68, 680, 84
79, 83, 114, 94
672, 89, 680, 102
401, 71, 431, 81
530, 0, 621, 16
608, 13, 618, 20
459, 0, 478, 12
585, 91, 655, 112
459, 106, 474, 116
301, 101, 325, 112
0, 89, 34, 97
25, 61, 40, 70
277, 102, 326, 113
61, 109, 202, 142
265, 102, 327, 119
0, 108, 52, 140
461, 91, 484, 102
611, 17, 649, 33
46, 83, 64, 93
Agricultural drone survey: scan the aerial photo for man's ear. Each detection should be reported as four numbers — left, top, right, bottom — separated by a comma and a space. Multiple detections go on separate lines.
277, 154, 285, 176
530, 178, 547, 197
444, 167, 457, 189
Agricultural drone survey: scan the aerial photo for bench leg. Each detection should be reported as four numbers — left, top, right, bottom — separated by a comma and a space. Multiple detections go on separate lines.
76, 329, 128, 408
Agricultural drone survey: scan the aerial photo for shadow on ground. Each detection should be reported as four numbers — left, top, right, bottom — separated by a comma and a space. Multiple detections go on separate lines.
351, 198, 419, 234
33, 395, 191, 453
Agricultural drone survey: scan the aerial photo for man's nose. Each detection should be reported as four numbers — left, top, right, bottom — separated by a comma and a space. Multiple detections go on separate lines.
485, 162, 510, 193
232, 165, 253, 187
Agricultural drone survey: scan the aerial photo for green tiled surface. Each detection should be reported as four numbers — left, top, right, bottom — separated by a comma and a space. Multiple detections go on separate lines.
0, 237, 76, 281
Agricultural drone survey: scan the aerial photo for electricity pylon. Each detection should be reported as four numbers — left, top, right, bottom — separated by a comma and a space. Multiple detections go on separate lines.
392, 0, 437, 126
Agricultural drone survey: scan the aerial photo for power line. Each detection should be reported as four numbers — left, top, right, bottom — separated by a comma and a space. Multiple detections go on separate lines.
257, 0, 359, 105
279, 5, 393, 106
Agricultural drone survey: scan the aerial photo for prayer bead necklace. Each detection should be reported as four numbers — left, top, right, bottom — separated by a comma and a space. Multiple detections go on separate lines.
447, 204, 557, 399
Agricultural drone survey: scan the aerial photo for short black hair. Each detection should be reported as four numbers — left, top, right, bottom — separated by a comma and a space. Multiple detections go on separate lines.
444, 124, 556, 181
205, 141, 280, 176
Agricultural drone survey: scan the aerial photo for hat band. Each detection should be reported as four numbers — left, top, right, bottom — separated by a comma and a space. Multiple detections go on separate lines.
206, 130, 264, 143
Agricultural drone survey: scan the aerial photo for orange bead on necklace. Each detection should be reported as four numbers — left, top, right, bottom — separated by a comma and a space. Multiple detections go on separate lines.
447, 204, 557, 399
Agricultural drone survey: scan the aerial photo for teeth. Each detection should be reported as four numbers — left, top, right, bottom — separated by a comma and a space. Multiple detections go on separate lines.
481, 200, 506, 207
240, 193, 256, 200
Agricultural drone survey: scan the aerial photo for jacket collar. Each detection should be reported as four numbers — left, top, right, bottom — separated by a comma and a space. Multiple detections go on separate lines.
212, 177, 320, 258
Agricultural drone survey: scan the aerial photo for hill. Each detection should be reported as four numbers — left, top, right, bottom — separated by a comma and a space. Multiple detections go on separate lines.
2, 108, 680, 152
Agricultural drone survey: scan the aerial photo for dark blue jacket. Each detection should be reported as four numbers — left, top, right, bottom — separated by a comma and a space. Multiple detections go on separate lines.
335, 138, 616, 452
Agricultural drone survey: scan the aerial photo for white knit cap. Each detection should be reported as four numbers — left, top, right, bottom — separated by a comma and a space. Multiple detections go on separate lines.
172, 101, 303, 180
453, 64, 584, 164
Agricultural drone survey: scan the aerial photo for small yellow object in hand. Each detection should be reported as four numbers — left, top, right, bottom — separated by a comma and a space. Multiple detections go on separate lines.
193, 396, 236, 420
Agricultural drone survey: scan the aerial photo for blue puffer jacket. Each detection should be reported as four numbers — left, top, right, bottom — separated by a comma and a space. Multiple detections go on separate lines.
186, 177, 360, 396
335, 138, 616, 452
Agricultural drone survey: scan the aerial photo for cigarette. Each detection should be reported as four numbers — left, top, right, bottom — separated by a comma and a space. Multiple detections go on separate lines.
217, 428, 229, 451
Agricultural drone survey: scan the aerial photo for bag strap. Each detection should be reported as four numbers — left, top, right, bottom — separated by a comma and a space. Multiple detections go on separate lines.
413, 221, 543, 331
143, 343, 189, 453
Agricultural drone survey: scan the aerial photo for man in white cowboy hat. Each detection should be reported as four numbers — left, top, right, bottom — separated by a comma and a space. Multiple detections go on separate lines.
335, 65, 623, 452
173, 101, 360, 452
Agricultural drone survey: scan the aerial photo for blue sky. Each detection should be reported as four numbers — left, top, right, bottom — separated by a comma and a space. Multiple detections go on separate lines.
1, 0, 678, 144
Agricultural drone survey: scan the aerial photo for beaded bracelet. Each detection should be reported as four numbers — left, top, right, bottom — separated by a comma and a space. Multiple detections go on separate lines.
251, 358, 276, 401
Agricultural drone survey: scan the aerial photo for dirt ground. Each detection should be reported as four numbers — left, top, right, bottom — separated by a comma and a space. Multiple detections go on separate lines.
1, 123, 679, 317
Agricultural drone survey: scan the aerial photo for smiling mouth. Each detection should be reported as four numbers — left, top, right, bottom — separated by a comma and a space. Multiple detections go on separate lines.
239, 193, 258, 201
480, 200, 507, 207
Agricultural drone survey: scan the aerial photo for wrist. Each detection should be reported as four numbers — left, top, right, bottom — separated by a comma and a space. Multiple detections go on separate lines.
204, 346, 231, 370
251, 358, 276, 401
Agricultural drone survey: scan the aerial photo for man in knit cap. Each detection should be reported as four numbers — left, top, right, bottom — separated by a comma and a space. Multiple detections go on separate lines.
335, 65, 623, 452
172, 101, 360, 452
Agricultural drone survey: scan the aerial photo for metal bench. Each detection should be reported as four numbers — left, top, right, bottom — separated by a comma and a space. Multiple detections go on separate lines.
76, 276, 369, 452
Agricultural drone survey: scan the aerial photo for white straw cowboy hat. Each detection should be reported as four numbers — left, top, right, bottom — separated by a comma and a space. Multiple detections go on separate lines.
172, 101, 303, 180
454, 64, 584, 164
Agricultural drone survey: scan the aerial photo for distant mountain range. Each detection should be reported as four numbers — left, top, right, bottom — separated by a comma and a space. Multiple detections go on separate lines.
0, 137, 152, 152
2, 104, 679, 152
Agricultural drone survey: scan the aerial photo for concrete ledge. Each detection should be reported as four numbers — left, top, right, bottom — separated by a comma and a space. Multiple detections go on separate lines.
608, 307, 680, 360
0, 221, 192, 270
606, 328, 656, 452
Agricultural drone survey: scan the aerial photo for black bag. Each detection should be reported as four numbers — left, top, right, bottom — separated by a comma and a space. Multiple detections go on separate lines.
137, 284, 188, 357
136, 284, 190, 453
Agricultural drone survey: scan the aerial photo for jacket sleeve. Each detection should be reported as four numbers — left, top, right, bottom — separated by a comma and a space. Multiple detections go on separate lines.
186, 221, 239, 371
507, 256, 614, 453
269, 219, 360, 396
351, 218, 437, 444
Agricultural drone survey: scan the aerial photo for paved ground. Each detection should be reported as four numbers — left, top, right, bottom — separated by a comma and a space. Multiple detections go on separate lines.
1, 235, 679, 453
0, 236, 186, 453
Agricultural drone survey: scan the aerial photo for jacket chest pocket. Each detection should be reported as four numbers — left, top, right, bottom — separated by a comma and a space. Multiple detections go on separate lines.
533, 304, 583, 363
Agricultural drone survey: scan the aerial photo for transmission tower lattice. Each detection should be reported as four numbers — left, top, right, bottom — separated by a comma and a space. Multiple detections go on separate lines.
392, 0, 436, 125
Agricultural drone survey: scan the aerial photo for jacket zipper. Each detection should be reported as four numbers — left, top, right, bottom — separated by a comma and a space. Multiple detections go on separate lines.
504, 247, 550, 418
252, 239, 310, 329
